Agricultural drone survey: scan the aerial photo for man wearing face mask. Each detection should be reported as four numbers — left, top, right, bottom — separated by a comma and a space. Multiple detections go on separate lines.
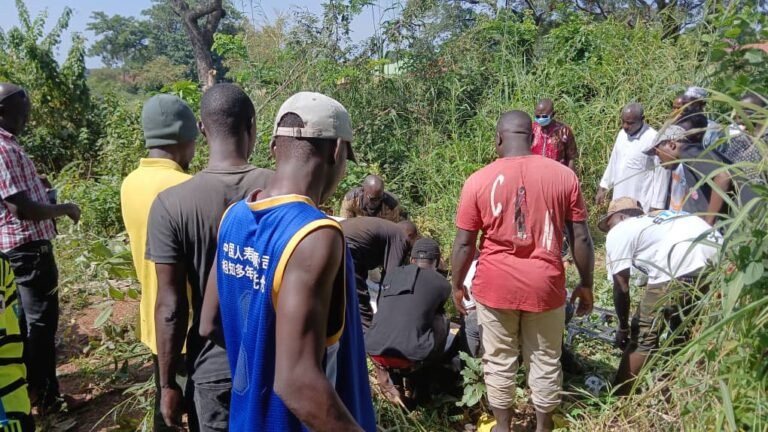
531, 98, 578, 172
595, 103, 669, 213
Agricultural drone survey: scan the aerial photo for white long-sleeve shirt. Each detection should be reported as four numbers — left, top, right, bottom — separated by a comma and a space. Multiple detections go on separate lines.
599, 125, 670, 212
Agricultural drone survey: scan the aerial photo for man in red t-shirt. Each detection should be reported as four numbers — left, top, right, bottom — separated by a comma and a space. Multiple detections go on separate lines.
451, 111, 595, 432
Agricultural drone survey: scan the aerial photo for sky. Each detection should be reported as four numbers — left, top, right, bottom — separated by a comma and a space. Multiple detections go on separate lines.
0, 0, 400, 68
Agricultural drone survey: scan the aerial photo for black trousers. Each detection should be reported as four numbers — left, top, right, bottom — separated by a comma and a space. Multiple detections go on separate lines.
6, 240, 59, 405
192, 378, 231, 432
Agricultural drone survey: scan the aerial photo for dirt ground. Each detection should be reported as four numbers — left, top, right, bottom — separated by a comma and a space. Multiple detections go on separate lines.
35, 296, 153, 432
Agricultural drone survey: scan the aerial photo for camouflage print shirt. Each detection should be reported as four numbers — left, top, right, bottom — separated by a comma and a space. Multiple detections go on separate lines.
339, 187, 403, 222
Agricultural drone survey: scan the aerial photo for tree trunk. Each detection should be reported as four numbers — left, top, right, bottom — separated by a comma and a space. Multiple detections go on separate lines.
169, 0, 223, 87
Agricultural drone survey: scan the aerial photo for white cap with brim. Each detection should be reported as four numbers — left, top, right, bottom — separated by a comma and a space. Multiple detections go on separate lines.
273, 91, 355, 161
643, 124, 688, 155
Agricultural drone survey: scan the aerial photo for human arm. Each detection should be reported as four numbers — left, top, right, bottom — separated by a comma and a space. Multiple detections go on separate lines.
273, 226, 364, 432
154, 261, 189, 428
339, 193, 356, 219
596, 141, 619, 205
612, 269, 631, 349
564, 126, 578, 173
4, 191, 80, 223
703, 171, 732, 226
383, 231, 409, 274
146, 198, 188, 428
565, 220, 594, 316
648, 159, 671, 212
199, 253, 224, 347
450, 229, 478, 316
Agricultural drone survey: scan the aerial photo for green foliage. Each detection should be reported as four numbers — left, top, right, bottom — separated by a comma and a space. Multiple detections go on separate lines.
575, 95, 768, 431
135, 56, 188, 93
0, 0, 102, 172
86, 12, 149, 69
87, 68, 139, 98
4, 0, 765, 428
457, 351, 486, 409
87, 0, 246, 86
94, 96, 145, 179
701, 2, 768, 95
161, 80, 203, 111
57, 166, 124, 237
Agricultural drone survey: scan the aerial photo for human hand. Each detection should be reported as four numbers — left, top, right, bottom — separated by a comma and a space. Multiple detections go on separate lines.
65, 203, 81, 224
569, 285, 593, 317
452, 287, 468, 316
595, 189, 607, 206
614, 326, 630, 350
39, 174, 52, 189
160, 384, 185, 430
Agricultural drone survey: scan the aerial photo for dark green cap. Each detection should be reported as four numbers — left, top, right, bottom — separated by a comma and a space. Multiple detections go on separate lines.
142, 94, 198, 148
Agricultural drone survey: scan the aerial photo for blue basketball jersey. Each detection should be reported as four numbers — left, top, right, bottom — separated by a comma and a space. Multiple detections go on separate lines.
216, 195, 376, 432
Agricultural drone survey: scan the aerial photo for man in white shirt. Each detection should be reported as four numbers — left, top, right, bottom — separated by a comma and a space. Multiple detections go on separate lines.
595, 103, 670, 212
598, 197, 720, 395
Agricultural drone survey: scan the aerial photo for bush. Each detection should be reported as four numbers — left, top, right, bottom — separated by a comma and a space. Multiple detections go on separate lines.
0, 0, 102, 172
56, 165, 124, 237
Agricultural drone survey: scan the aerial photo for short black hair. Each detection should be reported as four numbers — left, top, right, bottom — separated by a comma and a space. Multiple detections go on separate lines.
741, 90, 766, 107
412, 257, 438, 267
676, 112, 708, 131
200, 83, 255, 137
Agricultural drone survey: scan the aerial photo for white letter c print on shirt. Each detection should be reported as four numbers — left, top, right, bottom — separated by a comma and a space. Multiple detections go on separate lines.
491, 174, 504, 217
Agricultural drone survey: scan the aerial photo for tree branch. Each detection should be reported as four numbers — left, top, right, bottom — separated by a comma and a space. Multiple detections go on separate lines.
594, 0, 609, 18
523, 0, 542, 24
190, 0, 223, 21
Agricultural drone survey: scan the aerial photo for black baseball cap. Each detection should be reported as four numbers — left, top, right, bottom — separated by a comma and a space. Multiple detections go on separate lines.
411, 238, 441, 260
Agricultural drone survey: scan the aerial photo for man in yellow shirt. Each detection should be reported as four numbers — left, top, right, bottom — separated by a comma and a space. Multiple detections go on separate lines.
120, 94, 196, 432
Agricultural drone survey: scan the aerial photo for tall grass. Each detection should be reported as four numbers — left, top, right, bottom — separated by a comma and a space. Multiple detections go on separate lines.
569, 94, 767, 431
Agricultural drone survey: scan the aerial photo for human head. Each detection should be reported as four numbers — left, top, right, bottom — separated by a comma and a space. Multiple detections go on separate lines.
271, 91, 353, 204
362, 175, 385, 211
648, 124, 690, 169
598, 197, 644, 233
398, 219, 419, 247
0, 83, 31, 136
675, 113, 708, 145
495, 110, 533, 158
200, 83, 257, 159
410, 237, 440, 269
141, 94, 198, 169
736, 91, 766, 127
534, 98, 555, 127
621, 103, 645, 136
683, 86, 708, 113
672, 94, 688, 112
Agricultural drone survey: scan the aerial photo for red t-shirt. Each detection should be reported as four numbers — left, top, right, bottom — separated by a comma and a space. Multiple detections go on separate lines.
456, 155, 587, 312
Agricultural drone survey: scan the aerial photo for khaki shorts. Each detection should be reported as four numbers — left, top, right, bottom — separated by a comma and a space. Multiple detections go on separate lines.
631, 275, 702, 353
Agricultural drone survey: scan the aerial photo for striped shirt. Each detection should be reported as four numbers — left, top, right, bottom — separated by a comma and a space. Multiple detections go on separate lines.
0, 128, 56, 251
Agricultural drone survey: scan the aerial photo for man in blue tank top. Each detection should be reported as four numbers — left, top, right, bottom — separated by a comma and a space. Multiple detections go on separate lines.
200, 92, 376, 431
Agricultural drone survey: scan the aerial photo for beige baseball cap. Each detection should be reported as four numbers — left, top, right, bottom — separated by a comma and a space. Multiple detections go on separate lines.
598, 197, 645, 232
273, 91, 355, 161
